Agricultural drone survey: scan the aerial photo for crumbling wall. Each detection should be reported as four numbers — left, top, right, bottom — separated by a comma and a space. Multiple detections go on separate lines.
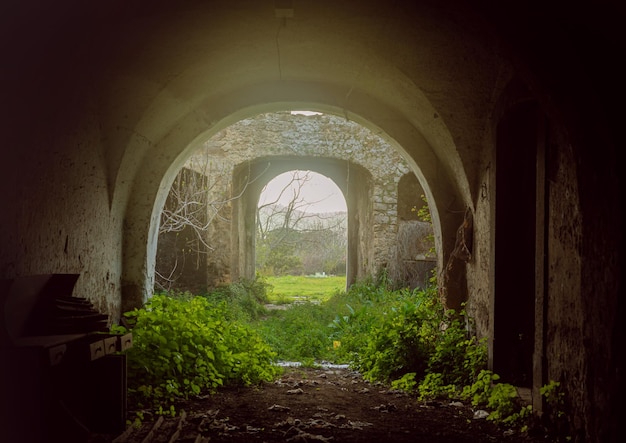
162, 112, 428, 290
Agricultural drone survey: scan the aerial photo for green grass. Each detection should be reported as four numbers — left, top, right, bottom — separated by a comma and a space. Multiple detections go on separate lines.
252, 303, 343, 363
264, 275, 346, 303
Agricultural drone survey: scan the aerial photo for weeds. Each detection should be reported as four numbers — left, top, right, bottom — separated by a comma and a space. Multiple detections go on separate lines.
112, 293, 281, 417
115, 274, 568, 438
252, 303, 341, 363
203, 275, 271, 321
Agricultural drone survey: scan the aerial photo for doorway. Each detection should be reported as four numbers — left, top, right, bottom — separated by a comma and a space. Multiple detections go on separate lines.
493, 101, 540, 388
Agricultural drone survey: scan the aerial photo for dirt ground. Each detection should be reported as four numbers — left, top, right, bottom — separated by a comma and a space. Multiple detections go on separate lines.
93, 366, 552, 443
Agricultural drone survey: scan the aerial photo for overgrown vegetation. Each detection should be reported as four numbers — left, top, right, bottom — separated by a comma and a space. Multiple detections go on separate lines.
204, 276, 272, 321
111, 293, 281, 418
114, 274, 569, 438
254, 302, 339, 364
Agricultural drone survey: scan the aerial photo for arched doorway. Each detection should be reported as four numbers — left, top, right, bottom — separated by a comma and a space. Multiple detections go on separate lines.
256, 170, 347, 279
231, 156, 372, 289
493, 100, 543, 388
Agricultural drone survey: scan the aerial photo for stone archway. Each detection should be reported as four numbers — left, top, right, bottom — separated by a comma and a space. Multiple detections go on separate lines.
231, 156, 371, 288
121, 96, 466, 313
155, 111, 435, 294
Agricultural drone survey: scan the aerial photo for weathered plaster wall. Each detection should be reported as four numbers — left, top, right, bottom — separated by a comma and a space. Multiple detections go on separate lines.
545, 128, 586, 437
0, 91, 123, 320
544, 117, 620, 441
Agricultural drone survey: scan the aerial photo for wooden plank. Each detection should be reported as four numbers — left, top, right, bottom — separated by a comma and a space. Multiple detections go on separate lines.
168, 410, 187, 443
111, 424, 136, 443
141, 416, 165, 443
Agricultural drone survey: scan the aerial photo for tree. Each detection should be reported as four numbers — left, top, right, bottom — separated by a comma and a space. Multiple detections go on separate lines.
156, 157, 267, 291
156, 163, 348, 292
256, 170, 347, 276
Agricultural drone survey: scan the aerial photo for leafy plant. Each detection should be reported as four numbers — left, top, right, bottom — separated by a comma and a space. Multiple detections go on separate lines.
417, 372, 458, 399
459, 370, 530, 427
205, 275, 271, 321
413, 194, 432, 223
485, 382, 521, 423
113, 294, 281, 414
540, 380, 571, 441
426, 309, 487, 388
391, 372, 418, 392
347, 284, 442, 382
253, 302, 339, 362
460, 369, 499, 406
540, 380, 565, 420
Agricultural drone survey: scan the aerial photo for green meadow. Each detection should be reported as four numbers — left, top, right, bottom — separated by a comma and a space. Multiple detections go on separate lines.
265, 275, 346, 303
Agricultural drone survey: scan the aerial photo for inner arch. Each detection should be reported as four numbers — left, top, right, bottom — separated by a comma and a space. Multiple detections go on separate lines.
232, 156, 371, 289
256, 170, 347, 278
259, 170, 347, 215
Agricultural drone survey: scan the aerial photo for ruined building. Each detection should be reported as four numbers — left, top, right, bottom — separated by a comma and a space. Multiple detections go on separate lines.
1, 1, 623, 442
156, 112, 435, 292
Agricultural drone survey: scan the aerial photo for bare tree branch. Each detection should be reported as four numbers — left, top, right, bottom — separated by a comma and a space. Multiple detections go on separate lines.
256, 170, 347, 275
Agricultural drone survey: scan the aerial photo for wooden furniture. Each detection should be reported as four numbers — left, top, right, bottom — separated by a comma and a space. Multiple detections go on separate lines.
1, 274, 131, 442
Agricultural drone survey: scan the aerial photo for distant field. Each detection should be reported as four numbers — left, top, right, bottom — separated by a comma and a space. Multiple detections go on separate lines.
265, 275, 346, 303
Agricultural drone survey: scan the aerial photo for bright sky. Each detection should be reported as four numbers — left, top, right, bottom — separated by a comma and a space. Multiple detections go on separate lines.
259, 170, 347, 214
290, 110, 322, 116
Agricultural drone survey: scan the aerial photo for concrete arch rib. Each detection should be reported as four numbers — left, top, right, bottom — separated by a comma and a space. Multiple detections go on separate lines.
120, 81, 470, 312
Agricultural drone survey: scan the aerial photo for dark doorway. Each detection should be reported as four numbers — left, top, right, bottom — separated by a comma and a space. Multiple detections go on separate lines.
493, 101, 539, 387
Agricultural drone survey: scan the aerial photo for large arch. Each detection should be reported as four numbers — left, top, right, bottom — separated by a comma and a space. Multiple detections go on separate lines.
82, 3, 477, 313
120, 93, 467, 313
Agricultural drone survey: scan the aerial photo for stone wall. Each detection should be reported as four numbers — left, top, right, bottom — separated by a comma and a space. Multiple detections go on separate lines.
164, 111, 432, 290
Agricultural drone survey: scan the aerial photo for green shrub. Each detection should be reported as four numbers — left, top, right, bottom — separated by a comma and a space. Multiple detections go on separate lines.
461, 369, 499, 406
540, 380, 571, 440
426, 310, 487, 387
328, 299, 376, 363
391, 372, 418, 392
486, 382, 520, 423
460, 370, 529, 427
347, 285, 442, 382
254, 303, 339, 362
335, 280, 493, 415
417, 372, 458, 399
354, 301, 431, 381
113, 294, 281, 413
205, 275, 271, 321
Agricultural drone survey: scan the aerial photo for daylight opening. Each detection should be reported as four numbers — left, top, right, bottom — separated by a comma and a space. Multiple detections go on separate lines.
256, 170, 348, 303
290, 110, 323, 116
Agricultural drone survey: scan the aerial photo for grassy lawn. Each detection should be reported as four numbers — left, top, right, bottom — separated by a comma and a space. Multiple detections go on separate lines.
264, 275, 346, 303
